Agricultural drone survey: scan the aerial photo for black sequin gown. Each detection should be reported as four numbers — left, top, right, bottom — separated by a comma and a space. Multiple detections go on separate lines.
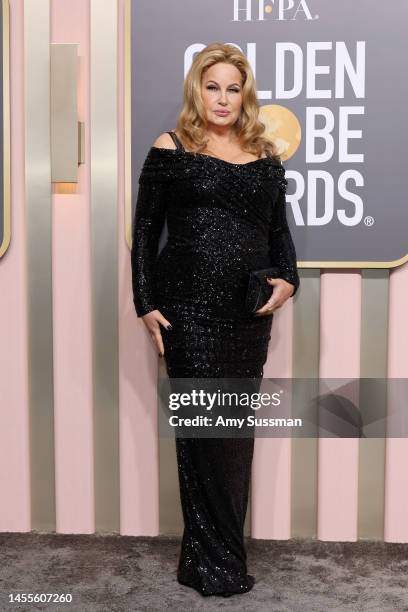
131, 131, 300, 597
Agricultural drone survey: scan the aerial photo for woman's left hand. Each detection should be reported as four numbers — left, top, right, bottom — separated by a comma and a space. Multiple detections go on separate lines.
254, 277, 295, 316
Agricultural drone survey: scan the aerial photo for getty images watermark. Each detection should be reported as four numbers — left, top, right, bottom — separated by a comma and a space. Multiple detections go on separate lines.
166, 385, 297, 433
156, 377, 408, 439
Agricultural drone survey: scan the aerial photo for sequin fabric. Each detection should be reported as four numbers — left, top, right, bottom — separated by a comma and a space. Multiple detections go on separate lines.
131, 132, 300, 597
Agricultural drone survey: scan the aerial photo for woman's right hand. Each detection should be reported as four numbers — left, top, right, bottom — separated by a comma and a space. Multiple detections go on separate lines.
141, 309, 172, 357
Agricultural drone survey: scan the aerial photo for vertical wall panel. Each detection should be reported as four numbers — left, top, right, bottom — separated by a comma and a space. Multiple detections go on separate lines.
159, 362, 182, 535
119, 0, 160, 536
291, 270, 320, 538
358, 270, 388, 539
90, 0, 119, 532
25, 0, 56, 531
252, 302, 295, 539
0, 0, 31, 532
52, 0, 94, 534
318, 271, 361, 541
385, 262, 408, 542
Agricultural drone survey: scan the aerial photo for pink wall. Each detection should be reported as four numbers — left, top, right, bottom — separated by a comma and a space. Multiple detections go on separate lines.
0, 0, 407, 542
0, 0, 30, 532
51, 0, 94, 534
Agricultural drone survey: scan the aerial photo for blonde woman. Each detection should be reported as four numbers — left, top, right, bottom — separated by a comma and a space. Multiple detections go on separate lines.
131, 42, 299, 598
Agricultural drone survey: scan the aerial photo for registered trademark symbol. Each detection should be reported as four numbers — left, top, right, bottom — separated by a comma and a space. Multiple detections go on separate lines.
364, 216, 375, 227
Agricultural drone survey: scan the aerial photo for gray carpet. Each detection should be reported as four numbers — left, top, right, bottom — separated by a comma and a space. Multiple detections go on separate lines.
1, 532, 408, 611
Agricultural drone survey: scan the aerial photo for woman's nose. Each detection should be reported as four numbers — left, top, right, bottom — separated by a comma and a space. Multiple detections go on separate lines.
218, 90, 228, 103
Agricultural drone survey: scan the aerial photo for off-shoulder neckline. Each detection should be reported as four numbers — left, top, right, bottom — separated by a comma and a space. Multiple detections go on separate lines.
149, 146, 283, 168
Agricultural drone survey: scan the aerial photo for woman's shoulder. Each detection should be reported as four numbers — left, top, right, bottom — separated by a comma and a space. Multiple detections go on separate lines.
152, 131, 178, 150
139, 131, 182, 184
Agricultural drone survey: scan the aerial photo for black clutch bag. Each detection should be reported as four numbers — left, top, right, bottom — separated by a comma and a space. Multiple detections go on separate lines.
245, 266, 280, 314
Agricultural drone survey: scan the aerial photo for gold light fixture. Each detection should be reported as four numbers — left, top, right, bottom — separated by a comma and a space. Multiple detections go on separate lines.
50, 43, 84, 191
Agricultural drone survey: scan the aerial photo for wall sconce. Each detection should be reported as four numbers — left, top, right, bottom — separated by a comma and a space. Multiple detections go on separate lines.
50, 44, 84, 191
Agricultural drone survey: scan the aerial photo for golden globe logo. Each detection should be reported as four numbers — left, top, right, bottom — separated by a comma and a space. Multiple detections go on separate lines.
233, 0, 317, 21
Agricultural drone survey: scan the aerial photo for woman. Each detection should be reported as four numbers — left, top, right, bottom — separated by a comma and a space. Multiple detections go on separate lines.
131, 42, 300, 597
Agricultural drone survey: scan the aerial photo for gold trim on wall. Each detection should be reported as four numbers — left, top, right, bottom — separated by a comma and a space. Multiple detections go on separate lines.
125, 0, 132, 250
0, 0, 10, 258
299, 254, 408, 268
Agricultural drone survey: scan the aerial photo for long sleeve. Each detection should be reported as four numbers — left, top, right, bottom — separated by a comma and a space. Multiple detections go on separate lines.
269, 166, 300, 298
131, 159, 168, 317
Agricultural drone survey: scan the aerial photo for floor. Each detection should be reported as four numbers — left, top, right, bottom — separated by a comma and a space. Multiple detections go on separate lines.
1, 533, 408, 611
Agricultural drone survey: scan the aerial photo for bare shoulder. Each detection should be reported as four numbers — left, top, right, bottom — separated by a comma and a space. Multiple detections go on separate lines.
152, 132, 176, 150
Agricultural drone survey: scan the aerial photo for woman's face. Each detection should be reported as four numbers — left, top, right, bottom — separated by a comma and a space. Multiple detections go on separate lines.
200, 62, 243, 129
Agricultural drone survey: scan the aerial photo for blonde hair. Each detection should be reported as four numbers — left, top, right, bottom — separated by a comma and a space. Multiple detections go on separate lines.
174, 42, 280, 160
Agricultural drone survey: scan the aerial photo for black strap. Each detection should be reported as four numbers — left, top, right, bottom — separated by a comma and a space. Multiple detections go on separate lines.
167, 131, 185, 151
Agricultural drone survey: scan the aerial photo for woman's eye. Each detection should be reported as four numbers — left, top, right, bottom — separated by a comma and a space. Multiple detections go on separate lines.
207, 86, 240, 93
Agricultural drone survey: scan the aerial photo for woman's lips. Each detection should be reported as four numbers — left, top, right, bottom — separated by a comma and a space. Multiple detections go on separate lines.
214, 110, 230, 116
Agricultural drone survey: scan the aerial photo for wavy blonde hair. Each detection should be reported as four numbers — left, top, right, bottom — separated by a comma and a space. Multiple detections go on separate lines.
174, 42, 280, 160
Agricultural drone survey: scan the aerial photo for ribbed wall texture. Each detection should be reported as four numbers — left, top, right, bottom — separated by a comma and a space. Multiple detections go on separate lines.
0, 0, 407, 542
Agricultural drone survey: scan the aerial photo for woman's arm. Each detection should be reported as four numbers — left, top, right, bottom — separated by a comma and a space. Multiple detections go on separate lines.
131, 162, 168, 317
269, 168, 300, 298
